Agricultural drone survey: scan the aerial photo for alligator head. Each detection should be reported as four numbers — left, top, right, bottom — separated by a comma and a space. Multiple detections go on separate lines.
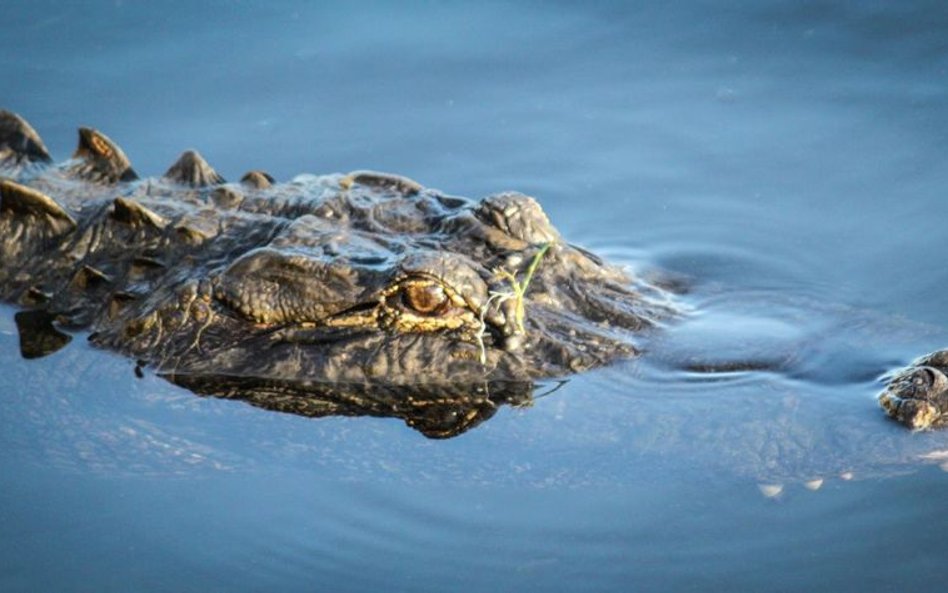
879, 350, 948, 430
0, 110, 676, 436
81, 182, 676, 393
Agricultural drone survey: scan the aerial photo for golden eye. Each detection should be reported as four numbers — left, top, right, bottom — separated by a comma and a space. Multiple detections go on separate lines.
403, 282, 448, 315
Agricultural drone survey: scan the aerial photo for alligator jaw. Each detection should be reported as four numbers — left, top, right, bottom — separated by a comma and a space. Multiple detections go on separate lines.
0, 109, 678, 437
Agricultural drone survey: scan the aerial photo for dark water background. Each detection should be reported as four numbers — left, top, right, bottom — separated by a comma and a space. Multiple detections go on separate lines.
3, 1, 948, 591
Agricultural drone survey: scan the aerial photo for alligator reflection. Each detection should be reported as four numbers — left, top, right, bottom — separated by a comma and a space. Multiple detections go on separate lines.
167, 375, 541, 439
14, 309, 71, 359
15, 281, 555, 439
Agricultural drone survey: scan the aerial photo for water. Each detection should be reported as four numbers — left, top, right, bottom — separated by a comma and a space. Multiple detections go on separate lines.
2, 1, 948, 591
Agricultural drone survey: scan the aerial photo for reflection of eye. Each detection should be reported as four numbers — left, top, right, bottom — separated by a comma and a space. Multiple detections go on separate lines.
402, 282, 449, 315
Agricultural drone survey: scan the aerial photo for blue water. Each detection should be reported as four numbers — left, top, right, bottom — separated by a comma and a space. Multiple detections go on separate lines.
3, 1, 948, 591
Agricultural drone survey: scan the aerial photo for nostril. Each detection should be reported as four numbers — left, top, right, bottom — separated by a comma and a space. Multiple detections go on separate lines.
909, 366, 948, 400
476, 192, 559, 245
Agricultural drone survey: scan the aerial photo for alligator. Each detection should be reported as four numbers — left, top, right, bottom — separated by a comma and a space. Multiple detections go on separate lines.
0, 110, 941, 436
0, 109, 677, 437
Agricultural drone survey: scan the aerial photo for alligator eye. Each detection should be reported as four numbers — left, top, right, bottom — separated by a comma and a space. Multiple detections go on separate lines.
403, 282, 448, 315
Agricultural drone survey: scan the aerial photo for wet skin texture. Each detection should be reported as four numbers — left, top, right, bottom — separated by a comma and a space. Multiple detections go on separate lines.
1, 110, 941, 436
879, 350, 948, 430
0, 110, 674, 437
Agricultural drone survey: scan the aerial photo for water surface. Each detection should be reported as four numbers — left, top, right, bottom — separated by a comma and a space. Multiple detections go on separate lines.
2, 1, 948, 591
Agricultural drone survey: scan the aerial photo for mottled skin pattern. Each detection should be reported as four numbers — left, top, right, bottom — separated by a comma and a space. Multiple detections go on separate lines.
0, 110, 675, 436
1, 110, 942, 435
878, 350, 948, 430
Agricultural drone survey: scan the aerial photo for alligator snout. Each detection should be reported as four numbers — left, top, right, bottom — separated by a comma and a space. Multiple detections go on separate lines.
880, 359, 948, 430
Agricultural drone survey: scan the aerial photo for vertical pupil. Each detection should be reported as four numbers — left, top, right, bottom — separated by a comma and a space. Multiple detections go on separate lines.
406, 284, 446, 314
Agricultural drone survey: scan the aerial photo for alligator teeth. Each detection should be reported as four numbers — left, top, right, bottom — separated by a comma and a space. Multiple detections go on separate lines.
0, 179, 76, 235
240, 170, 275, 189
110, 197, 167, 229
0, 110, 52, 166
163, 150, 225, 187
69, 127, 138, 184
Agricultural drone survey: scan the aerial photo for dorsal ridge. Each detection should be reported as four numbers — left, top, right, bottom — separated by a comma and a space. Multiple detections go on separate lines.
111, 197, 168, 229
0, 179, 76, 234
0, 110, 52, 166
240, 170, 275, 190
163, 150, 225, 187
69, 127, 138, 184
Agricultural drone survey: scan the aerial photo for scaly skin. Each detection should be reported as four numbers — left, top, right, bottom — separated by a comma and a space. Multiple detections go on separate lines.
0, 110, 676, 436
5, 110, 939, 435
879, 350, 948, 430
